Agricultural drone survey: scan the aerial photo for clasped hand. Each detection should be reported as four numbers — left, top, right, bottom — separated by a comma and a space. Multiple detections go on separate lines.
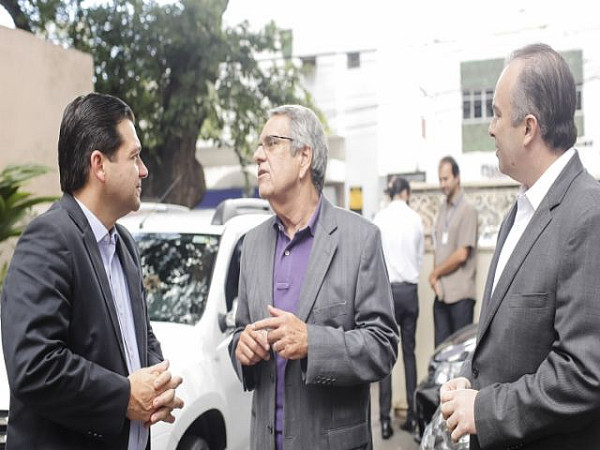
127, 359, 184, 427
440, 377, 478, 442
236, 305, 308, 366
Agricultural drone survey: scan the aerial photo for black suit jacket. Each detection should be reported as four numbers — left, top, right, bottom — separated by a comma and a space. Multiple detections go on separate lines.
1, 194, 163, 449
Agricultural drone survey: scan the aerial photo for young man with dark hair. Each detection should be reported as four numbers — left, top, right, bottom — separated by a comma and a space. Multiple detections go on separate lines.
1, 93, 183, 449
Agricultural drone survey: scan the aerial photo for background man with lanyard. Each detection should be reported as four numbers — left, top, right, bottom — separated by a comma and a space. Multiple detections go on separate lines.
429, 156, 478, 347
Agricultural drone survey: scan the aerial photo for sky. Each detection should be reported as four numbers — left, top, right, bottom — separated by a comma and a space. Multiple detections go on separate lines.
2, 0, 597, 52
0, 6, 11, 27
222, 0, 599, 55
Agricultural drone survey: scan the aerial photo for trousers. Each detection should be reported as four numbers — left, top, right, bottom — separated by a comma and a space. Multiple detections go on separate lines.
379, 282, 418, 421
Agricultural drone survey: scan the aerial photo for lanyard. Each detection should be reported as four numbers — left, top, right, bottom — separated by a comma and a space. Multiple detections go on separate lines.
443, 193, 463, 231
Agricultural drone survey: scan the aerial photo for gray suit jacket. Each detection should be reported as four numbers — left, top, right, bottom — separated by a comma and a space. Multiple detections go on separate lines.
461, 152, 600, 449
229, 197, 398, 450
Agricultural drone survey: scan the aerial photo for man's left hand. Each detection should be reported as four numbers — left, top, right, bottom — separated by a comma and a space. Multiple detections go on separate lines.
440, 386, 478, 442
253, 306, 308, 360
148, 366, 184, 426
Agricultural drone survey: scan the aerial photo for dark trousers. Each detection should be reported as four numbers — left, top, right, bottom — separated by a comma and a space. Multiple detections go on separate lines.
379, 282, 419, 421
433, 297, 475, 347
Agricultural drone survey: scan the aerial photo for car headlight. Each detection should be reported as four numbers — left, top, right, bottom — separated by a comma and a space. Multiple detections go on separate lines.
433, 360, 465, 385
420, 406, 470, 450
431, 338, 476, 385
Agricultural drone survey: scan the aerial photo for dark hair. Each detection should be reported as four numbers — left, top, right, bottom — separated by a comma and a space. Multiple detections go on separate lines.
508, 43, 577, 151
58, 93, 135, 193
439, 155, 460, 177
386, 176, 410, 200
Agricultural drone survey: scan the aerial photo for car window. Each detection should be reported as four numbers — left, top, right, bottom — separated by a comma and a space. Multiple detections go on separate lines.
134, 232, 220, 324
224, 235, 244, 312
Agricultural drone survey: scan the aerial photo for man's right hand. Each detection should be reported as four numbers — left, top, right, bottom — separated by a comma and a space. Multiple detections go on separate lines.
440, 377, 471, 401
127, 360, 183, 423
235, 324, 270, 366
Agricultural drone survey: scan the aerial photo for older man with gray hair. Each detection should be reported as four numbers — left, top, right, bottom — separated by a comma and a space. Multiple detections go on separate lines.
229, 105, 398, 450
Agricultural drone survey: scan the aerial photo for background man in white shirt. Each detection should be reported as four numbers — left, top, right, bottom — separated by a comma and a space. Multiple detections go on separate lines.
373, 176, 424, 438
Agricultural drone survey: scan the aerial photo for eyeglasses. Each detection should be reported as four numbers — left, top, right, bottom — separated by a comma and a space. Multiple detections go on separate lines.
257, 135, 294, 152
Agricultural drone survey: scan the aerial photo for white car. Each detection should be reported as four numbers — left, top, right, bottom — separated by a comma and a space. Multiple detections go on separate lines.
118, 199, 271, 450
0, 199, 270, 450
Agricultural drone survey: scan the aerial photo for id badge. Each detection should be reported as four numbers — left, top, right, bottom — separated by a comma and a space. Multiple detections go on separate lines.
442, 231, 449, 245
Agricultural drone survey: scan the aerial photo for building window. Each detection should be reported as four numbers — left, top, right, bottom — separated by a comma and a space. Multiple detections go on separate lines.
462, 89, 494, 121
461, 50, 583, 153
300, 56, 317, 76
486, 90, 494, 117
347, 52, 360, 69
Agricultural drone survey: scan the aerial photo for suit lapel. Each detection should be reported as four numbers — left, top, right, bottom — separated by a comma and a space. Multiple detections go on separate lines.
258, 217, 277, 316
475, 204, 516, 344
477, 207, 552, 341
116, 235, 147, 366
296, 198, 338, 322
476, 152, 585, 345
60, 194, 128, 366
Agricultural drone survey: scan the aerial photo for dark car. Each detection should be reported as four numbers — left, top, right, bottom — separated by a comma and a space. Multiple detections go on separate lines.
415, 323, 477, 446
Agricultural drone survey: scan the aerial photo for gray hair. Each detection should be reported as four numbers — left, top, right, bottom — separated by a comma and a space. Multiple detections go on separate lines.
268, 105, 328, 193
507, 43, 577, 151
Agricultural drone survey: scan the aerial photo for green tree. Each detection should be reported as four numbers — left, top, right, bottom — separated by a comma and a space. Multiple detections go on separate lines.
1, 0, 317, 206
0, 164, 57, 288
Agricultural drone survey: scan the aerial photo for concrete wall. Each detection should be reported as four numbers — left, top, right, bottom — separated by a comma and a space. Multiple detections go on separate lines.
0, 26, 93, 261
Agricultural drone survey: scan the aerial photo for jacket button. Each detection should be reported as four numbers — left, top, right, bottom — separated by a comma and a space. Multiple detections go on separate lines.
267, 424, 273, 434
472, 367, 479, 378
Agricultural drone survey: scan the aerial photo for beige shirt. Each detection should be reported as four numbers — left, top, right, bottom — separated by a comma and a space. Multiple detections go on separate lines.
433, 193, 478, 303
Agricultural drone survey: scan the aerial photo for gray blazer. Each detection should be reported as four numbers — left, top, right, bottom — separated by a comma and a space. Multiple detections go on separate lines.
229, 197, 398, 450
462, 152, 600, 449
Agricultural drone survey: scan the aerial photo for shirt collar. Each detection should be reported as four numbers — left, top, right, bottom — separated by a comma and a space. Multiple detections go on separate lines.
447, 191, 463, 207
390, 199, 407, 207
524, 148, 575, 211
274, 195, 322, 237
74, 197, 118, 245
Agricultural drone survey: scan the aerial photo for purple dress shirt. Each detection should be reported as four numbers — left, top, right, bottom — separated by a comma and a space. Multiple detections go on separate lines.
272, 197, 321, 450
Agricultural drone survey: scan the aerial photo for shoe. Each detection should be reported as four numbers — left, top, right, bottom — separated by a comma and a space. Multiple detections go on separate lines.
381, 419, 394, 440
400, 417, 416, 433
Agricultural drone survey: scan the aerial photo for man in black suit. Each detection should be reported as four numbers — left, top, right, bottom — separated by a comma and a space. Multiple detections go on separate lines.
1, 93, 183, 449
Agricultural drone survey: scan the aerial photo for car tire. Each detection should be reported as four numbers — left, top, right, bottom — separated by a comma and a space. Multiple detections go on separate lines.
178, 434, 210, 450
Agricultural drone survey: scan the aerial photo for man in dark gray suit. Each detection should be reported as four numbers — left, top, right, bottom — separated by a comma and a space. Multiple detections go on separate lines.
440, 43, 600, 449
229, 105, 398, 449
1, 93, 183, 449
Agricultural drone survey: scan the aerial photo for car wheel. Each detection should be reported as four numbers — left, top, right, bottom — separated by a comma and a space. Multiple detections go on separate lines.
178, 434, 210, 450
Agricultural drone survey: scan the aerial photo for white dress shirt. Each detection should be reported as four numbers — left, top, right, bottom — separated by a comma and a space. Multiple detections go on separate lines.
76, 199, 148, 450
373, 199, 424, 284
492, 148, 576, 294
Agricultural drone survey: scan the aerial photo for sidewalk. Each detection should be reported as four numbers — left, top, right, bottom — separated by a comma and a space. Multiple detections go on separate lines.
371, 385, 420, 450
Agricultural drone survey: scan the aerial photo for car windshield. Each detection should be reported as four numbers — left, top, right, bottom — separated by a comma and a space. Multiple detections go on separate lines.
134, 232, 220, 324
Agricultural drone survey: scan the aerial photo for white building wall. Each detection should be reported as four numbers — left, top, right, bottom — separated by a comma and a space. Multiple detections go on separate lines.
302, 50, 382, 218
294, 3, 600, 216
414, 17, 600, 183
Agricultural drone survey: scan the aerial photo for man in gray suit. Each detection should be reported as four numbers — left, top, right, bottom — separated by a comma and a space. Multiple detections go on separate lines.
440, 43, 600, 449
229, 105, 398, 450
